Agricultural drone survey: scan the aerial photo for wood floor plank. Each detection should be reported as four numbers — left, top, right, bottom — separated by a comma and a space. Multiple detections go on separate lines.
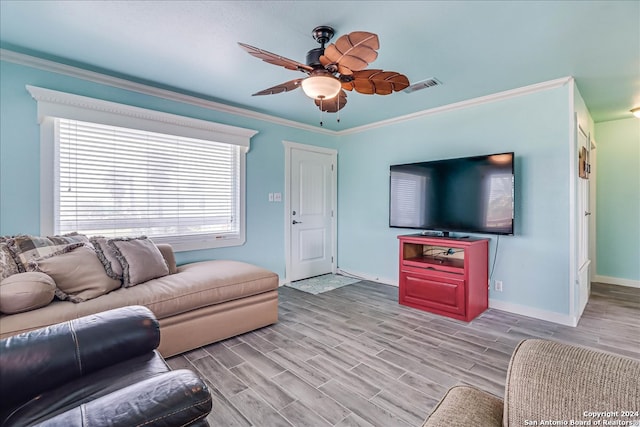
189, 355, 248, 398
376, 349, 458, 388
351, 363, 438, 411
204, 342, 245, 369
319, 380, 413, 427
205, 382, 252, 427
279, 400, 333, 427
229, 342, 287, 378
262, 330, 319, 361
271, 370, 351, 425
299, 336, 361, 370
334, 413, 377, 427
397, 371, 450, 400
164, 354, 194, 371
168, 280, 639, 426
334, 341, 407, 379
307, 355, 381, 399
238, 331, 279, 353
229, 388, 293, 427
265, 348, 332, 388
230, 362, 296, 410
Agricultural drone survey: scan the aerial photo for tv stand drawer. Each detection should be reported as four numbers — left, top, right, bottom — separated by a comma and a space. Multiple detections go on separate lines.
400, 271, 465, 316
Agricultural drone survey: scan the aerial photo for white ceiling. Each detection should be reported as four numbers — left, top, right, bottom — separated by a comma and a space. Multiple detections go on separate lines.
1, 1, 638, 131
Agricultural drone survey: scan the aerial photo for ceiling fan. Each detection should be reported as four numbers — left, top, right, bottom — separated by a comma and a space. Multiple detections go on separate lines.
238, 26, 410, 121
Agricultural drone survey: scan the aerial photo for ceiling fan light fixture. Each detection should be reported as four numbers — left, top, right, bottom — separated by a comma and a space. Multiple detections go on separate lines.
631, 107, 640, 118
301, 75, 341, 100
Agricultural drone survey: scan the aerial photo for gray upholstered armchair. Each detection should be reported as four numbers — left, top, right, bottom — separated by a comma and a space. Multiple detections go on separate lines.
423, 339, 640, 426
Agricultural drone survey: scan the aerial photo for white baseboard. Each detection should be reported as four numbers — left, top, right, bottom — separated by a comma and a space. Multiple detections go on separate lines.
335, 268, 398, 287
489, 299, 577, 327
593, 275, 640, 289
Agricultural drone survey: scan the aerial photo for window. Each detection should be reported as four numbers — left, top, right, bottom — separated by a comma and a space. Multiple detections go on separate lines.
29, 85, 257, 251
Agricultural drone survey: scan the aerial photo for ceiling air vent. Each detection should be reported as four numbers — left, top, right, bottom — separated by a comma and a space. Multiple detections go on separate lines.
404, 78, 442, 94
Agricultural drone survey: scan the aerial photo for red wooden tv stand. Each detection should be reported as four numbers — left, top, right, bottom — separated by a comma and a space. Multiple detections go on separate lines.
398, 234, 489, 322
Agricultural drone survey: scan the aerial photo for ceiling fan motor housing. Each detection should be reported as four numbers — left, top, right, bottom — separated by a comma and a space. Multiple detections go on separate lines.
306, 48, 324, 68
308, 26, 335, 69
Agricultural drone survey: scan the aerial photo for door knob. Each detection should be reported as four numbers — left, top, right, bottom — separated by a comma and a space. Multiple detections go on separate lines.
292, 220, 303, 224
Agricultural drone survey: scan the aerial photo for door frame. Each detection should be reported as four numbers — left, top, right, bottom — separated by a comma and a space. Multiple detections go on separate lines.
569, 114, 593, 324
282, 140, 337, 284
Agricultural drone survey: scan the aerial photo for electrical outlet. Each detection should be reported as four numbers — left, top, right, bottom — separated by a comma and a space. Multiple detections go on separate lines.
495, 280, 503, 292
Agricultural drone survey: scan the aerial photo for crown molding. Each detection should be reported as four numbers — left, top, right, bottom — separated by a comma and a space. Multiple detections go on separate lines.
337, 76, 573, 135
1, 48, 337, 136
2, 49, 572, 137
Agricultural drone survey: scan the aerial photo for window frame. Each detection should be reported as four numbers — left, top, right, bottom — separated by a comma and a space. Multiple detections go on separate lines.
29, 85, 258, 252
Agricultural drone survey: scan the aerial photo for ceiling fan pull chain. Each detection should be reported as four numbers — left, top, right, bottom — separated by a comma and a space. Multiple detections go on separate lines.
320, 98, 324, 126
337, 96, 341, 123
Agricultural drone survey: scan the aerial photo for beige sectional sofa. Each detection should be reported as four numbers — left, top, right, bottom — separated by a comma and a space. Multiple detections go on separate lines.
0, 235, 279, 357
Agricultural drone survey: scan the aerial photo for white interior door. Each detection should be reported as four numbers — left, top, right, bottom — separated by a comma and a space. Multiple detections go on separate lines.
285, 143, 336, 282
576, 124, 591, 317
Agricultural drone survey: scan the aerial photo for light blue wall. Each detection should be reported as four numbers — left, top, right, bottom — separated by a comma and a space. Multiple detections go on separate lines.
337, 86, 573, 315
595, 118, 640, 282
1, 57, 595, 317
0, 60, 335, 277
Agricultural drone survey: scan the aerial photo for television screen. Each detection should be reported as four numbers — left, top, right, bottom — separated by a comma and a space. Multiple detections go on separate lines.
389, 152, 514, 235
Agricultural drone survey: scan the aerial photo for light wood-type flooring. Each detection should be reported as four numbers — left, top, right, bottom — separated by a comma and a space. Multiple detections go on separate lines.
167, 281, 640, 427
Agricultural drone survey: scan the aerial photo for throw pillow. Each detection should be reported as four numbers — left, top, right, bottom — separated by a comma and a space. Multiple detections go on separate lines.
7, 233, 92, 271
1, 242, 21, 280
90, 236, 124, 281
27, 244, 120, 303
47, 232, 93, 247
0, 272, 56, 314
107, 237, 169, 287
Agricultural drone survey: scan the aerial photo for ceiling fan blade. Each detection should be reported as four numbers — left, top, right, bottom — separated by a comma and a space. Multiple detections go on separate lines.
320, 31, 379, 74
314, 90, 348, 112
342, 70, 410, 95
251, 79, 304, 96
238, 42, 313, 73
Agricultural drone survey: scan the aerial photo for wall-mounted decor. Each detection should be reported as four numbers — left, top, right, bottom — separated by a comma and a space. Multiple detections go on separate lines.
579, 146, 590, 179
577, 124, 590, 179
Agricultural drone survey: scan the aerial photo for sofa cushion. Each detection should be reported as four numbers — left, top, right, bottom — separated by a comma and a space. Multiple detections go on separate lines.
156, 244, 178, 275
0, 272, 56, 314
107, 237, 169, 287
0, 242, 20, 280
0, 259, 279, 338
90, 237, 124, 281
422, 385, 503, 427
6, 233, 92, 271
27, 244, 120, 303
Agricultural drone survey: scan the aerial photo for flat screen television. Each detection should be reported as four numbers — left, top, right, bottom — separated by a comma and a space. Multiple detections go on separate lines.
389, 152, 514, 235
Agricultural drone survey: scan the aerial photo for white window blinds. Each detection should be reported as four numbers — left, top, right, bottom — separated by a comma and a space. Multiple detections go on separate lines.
56, 118, 241, 240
